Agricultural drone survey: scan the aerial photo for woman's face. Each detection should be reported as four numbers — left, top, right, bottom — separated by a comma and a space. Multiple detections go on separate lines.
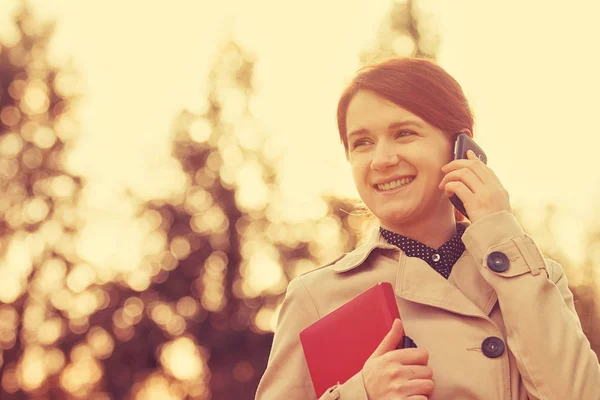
345, 90, 455, 230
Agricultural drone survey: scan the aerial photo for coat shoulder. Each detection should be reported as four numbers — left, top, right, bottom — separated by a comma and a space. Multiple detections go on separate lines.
543, 256, 565, 283
297, 253, 348, 281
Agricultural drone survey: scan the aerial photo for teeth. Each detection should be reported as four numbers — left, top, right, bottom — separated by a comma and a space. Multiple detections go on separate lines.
377, 177, 414, 191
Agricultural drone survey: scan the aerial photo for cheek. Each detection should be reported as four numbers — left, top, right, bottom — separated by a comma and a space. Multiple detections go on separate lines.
349, 157, 368, 179
414, 154, 448, 185
424, 144, 452, 172
349, 164, 364, 191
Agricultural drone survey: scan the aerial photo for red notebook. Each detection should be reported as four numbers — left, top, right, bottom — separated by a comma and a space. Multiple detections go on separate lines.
299, 282, 400, 397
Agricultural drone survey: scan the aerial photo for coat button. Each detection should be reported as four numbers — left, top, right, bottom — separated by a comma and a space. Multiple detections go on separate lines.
487, 251, 509, 272
482, 336, 505, 358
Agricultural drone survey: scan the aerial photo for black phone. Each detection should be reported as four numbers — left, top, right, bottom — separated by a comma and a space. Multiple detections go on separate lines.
395, 335, 418, 349
449, 133, 487, 219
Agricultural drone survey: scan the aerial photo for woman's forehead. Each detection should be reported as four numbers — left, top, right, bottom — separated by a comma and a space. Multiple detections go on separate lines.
346, 91, 428, 133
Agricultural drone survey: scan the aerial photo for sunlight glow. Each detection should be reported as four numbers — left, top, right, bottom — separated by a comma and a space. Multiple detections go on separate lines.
18, 345, 47, 392
87, 327, 115, 360
159, 337, 206, 381
22, 79, 49, 115
0, 131, 23, 156
176, 296, 199, 319
188, 119, 212, 143
133, 373, 183, 400
242, 250, 285, 297
37, 318, 63, 346
0, 237, 32, 303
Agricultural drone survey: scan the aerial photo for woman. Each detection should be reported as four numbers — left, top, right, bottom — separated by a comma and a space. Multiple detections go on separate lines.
254, 57, 600, 399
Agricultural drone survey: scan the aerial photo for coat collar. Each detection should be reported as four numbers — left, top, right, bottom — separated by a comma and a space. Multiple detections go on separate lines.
332, 223, 497, 319
332, 222, 468, 273
332, 227, 397, 273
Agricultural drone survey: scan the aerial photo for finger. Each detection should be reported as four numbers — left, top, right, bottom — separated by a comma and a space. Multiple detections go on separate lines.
370, 319, 404, 359
398, 365, 433, 380
384, 347, 430, 366
465, 149, 476, 158
443, 158, 488, 177
443, 181, 475, 204
409, 365, 433, 380
442, 158, 476, 171
403, 378, 435, 396
439, 168, 483, 193
466, 150, 501, 181
442, 156, 491, 183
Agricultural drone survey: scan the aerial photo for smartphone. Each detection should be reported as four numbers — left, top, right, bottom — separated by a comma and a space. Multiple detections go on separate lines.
449, 133, 487, 219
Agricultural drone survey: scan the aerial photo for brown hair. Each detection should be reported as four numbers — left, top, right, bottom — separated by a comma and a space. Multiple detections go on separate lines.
336, 57, 475, 221
337, 57, 474, 150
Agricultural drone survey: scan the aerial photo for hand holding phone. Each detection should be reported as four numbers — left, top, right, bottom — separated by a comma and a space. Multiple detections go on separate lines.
448, 134, 487, 219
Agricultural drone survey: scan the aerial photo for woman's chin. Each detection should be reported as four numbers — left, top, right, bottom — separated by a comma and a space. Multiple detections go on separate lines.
376, 207, 419, 225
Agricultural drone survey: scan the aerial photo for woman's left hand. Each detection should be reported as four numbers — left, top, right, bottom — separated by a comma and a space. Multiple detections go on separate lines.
439, 150, 512, 224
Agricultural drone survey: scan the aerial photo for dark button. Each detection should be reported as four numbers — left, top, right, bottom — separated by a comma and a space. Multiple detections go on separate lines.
482, 336, 505, 358
487, 251, 509, 272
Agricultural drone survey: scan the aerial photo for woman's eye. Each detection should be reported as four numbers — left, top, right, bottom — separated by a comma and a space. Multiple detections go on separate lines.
351, 139, 370, 149
395, 130, 415, 138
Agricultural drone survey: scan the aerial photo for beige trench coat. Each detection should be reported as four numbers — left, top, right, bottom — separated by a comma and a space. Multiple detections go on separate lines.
255, 211, 600, 399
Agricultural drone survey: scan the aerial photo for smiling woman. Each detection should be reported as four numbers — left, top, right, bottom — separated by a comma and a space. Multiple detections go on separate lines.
255, 57, 600, 400
339, 58, 473, 230
343, 90, 460, 248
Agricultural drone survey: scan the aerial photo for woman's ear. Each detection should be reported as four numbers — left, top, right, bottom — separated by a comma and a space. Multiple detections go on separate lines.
458, 128, 473, 138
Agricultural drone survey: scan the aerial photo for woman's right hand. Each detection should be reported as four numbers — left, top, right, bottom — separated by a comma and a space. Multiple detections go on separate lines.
362, 319, 434, 400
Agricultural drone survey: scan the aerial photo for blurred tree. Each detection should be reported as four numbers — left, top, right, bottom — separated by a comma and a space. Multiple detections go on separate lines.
360, 0, 440, 65
136, 34, 368, 398
139, 2, 441, 398
0, 1, 86, 398
140, 39, 278, 399
101, 2, 443, 397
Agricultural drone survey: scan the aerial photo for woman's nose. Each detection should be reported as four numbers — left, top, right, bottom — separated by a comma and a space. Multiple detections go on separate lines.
370, 144, 400, 170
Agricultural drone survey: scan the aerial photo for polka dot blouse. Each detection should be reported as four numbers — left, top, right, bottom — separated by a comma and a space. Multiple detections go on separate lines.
379, 224, 466, 279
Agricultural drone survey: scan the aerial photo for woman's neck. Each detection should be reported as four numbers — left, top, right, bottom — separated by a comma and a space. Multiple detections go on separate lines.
380, 209, 458, 249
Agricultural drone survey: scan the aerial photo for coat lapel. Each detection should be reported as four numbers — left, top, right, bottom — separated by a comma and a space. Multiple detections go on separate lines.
449, 252, 498, 316
333, 226, 497, 320
395, 252, 497, 319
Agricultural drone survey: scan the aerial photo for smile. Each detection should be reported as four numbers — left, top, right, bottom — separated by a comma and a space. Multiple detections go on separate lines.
374, 176, 415, 192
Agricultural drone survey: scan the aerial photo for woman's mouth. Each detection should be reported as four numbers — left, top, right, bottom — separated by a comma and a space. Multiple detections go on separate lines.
374, 176, 415, 192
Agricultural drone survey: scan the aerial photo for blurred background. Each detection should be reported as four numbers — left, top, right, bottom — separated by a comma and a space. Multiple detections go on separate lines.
0, 0, 598, 398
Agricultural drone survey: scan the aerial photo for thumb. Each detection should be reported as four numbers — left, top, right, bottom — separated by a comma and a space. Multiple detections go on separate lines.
370, 318, 404, 359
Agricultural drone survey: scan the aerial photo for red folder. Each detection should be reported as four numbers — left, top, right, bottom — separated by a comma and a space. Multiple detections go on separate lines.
299, 282, 400, 397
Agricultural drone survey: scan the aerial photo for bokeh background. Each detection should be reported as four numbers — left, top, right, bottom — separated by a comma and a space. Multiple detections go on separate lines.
0, 0, 599, 399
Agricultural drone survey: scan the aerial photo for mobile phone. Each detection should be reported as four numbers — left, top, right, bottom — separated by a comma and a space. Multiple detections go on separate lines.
449, 133, 487, 219
395, 335, 417, 349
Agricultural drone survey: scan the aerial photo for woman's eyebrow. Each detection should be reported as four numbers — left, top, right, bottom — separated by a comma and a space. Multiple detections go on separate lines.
347, 120, 426, 141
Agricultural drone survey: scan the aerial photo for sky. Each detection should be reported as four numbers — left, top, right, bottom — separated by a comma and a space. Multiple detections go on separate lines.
2, 0, 600, 266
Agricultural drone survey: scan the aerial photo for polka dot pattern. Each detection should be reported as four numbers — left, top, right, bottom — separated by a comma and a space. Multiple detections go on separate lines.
380, 224, 466, 279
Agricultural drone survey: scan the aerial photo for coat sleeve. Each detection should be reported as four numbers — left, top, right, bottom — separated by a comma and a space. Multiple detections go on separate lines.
255, 276, 369, 400
461, 210, 600, 400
